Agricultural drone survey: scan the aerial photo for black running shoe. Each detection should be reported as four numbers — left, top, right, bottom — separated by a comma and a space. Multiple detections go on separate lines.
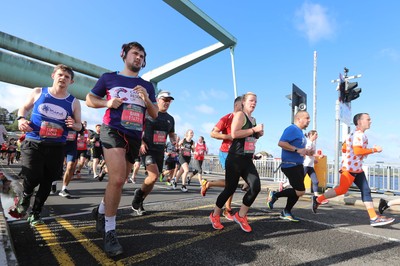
312, 196, 320, 214
50, 184, 57, 194
92, 206, 105, 233
131, 189, 146, 215
104, 230, 123, 257
378, 198, 389, 214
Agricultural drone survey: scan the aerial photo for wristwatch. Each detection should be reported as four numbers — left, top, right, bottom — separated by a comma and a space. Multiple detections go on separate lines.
16, 116, 25, 121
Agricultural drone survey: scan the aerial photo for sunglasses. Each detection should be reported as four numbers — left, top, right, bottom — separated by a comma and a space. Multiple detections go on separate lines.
161, 98, 172, 102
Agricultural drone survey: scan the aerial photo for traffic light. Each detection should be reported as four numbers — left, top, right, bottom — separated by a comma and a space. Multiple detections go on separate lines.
288, 84, 307, 123
340, 81, 362, 102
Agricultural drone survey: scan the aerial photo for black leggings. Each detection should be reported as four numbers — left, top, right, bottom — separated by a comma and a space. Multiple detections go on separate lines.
21, 140, 64, 214
216, 154, 261, 209
275, 164, 305, 212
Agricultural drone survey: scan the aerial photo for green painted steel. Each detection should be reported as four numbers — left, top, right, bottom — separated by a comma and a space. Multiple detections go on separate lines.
0, 50, 96, 100
0, 31, 110, 78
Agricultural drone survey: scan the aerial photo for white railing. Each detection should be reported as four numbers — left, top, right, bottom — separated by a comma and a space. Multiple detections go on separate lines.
198, 156, 400, 194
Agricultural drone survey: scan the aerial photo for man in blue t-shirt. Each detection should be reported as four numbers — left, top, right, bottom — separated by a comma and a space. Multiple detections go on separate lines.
266, 110, 313, 222
86, 42, 158, 257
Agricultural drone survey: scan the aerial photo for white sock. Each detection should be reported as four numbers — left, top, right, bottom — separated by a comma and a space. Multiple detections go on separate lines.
98, 200, 106, 214
62, 185, 67, 191
105, 215, 116, 233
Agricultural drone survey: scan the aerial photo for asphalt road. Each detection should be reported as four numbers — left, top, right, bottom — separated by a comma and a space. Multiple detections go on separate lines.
1, 162, 400, 265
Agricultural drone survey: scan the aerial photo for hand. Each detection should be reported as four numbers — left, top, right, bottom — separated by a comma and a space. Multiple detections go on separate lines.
134, 85, 149, 102
18, 119, 33, 132
65, 116, 75, 128
139, 142, 148, 155
373, 145, 383, 153
107, 98, 124, 109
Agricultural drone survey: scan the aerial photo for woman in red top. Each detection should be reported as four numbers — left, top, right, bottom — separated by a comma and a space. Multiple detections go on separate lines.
193, 136, 208, 184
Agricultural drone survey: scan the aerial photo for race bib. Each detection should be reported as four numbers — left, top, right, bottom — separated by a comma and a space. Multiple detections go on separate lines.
39, 121, 63, 139
121, 104, 144, 131
244, 136, 256, 154
66, 131, 76, 141
95, 141, 100, 147
153, 130, 167, 145
183, 149, 191, 156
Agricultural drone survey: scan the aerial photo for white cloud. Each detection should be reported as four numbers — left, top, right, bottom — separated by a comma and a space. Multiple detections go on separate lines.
195, 104, 214, 114
294, 2, 336, 43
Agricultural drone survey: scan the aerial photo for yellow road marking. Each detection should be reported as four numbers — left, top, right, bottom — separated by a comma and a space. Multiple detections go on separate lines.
56, 218, 116, 265
34, 223, 75, 266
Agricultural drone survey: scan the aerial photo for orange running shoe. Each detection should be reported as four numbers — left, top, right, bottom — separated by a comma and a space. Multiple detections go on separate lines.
209, 212, 224, 230
201, 180, 209, 197
223, 208, 234, 221
233, 212, 252, 233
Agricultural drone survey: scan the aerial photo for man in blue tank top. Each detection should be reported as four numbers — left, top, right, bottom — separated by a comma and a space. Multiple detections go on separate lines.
9, 64, 82, 227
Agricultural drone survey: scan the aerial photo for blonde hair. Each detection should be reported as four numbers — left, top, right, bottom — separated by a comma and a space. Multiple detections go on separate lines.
242, 92, 257, 101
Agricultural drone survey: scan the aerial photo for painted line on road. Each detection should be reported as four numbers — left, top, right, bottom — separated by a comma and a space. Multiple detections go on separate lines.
34, 223, 75, 265
56, 217, 116, 265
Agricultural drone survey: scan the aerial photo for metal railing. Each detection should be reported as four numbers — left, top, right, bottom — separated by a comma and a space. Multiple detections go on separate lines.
197, 156, 400, 194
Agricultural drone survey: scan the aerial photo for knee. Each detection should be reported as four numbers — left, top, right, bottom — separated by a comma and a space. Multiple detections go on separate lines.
334, 186, 348, 196
296, 190, 305, 197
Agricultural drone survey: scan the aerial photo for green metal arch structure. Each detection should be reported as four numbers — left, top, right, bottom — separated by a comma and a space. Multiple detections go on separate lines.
0, 0, 237, 100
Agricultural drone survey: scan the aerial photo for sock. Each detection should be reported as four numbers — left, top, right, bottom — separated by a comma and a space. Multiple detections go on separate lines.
105, 215, 116, 233
98, 200, 106, 214
316, 195, 326, 204
387, 202, 392, 207
367, 208, 377, 220
62, 185, 67, 191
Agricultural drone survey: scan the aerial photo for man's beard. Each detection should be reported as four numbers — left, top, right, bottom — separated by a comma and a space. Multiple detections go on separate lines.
130, 65, 141, 73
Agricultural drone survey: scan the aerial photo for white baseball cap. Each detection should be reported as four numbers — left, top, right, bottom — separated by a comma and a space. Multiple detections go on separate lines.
157, 91, 174, 100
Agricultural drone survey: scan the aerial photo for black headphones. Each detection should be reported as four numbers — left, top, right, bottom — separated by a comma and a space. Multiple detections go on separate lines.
120, 42, 146, 68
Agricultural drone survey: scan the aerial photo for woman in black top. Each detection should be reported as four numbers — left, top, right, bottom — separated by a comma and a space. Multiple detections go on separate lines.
209, 92, 264, 233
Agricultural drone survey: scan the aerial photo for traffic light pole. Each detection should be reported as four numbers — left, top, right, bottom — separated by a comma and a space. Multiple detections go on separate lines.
331, 68, 361, 185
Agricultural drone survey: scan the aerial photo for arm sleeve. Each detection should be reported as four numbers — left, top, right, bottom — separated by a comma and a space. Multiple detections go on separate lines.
353, 146, 375, 156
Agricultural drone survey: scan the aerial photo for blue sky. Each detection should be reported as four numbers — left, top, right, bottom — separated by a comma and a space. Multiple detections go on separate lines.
1, 1, 400, 163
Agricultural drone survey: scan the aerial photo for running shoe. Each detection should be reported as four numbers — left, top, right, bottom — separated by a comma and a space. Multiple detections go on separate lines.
200, 179, 208, 197
165, 180, 172, 186
311, 196, 320, 214
132, 201, 146, 216
223, 208, 234, 221
187, 176, 191, 185
129, 177, 136, 184
92, 206, 105, 233
131, 189, 146, 215
279, 210, 300, 222
320, 199, 329, 205
104, 230, 123, 257
159, 173, 164, 182
50, 184, 57, 194
98, 170, 106, 182
378, 198, 389, 214
94, 175, 99, 179
172, 180, 177, 190
209, 212, 224, 230
266, 190, 277, 209
370, 215, 395, 227
27, 212, 44, 227
58, 189, 71, 198
181, 185, 188, 192
233, 212, 252, 232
